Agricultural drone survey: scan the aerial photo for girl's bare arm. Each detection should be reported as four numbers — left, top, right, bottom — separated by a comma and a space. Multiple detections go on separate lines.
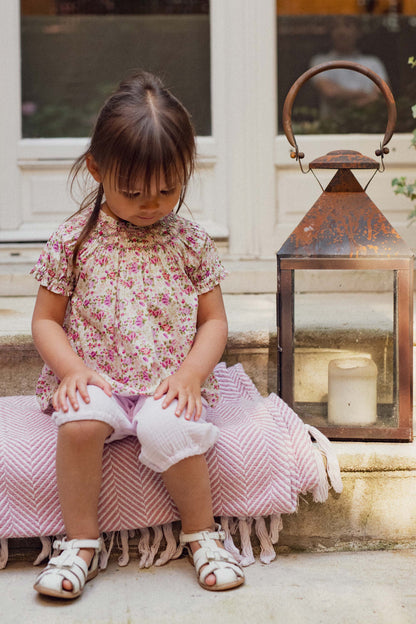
153, 284, 228, 420
32, 285, 112, 412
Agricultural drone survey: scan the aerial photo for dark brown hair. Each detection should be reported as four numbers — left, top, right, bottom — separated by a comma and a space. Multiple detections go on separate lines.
70, 71, 196, 263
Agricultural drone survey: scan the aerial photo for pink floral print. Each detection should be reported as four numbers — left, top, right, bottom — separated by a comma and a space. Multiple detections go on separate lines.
31, 209, 227, 410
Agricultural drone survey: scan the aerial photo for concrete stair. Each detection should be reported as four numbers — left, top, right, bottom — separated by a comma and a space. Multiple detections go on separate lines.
1, 287, 416, 559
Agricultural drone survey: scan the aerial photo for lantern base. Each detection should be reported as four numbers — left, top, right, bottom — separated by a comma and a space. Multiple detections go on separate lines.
293, 401, 409, 441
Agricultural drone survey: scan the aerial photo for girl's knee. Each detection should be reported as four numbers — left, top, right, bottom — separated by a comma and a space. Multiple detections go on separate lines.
59, 420, 113, 446
135, 397, 219, 473
135, 397, 179, 445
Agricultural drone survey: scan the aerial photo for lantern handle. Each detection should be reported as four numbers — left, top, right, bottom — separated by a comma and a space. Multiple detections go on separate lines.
282, 61, 397, 161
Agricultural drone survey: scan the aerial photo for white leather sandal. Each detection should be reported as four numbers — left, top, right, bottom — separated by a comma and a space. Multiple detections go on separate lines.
180, 524, 245, 591
33, 537, 103, 599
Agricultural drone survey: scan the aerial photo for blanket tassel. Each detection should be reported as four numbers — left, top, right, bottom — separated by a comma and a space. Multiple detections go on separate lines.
99, 532, 115, 570
33, 536, 52, 566
269, 513, 283, 544
238, 518, 255, 566
255, 517, 276, 564
306, 425, 343, 502
155, 523, 183, 567
118, 529, 130, 567
137, 527, 150, 568
148, 525, 164, 567
0, 538, 8, 570
220, 516, 242, 562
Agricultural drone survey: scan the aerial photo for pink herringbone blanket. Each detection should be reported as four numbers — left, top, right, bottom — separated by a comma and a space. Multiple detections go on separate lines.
0, 364, 342, 569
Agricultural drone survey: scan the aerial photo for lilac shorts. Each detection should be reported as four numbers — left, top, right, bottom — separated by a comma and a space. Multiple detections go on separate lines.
52, 386, 219, 473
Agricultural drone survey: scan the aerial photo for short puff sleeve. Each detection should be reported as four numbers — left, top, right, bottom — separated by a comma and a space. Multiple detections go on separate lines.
31, 224, 77, 296
180, 221, 227, 294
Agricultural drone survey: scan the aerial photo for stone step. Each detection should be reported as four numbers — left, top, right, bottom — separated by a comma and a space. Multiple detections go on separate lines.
0, 247, 279, 296
0, 294, 278, 396
1, 294, 416, 553
1, 244, 411, 296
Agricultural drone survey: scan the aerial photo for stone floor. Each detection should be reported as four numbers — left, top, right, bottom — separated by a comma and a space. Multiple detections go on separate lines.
1, 549, 416, 624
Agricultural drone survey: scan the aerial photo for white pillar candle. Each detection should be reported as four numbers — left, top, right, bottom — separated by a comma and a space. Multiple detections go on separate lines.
328, 357, 377, 426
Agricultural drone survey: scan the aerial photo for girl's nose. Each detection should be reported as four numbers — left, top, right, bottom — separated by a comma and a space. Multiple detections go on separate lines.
141, 195, 158, 208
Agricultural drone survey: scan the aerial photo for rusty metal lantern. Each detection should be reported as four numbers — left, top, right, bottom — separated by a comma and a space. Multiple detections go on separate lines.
277, 61, 413, 441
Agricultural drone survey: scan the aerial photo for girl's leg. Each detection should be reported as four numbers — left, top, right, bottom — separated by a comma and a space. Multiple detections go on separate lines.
162, 454, 214, 532
56, 419, 113, 590
136, 396, 242, 588
162, 454, 219, 588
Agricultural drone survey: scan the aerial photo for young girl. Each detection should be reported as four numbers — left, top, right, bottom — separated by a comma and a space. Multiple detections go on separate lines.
31, 71, 244, 598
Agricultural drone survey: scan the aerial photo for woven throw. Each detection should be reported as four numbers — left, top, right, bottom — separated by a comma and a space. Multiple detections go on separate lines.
0, 363, 342, 569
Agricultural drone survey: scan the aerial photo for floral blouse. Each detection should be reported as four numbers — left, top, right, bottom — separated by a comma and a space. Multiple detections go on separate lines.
31, 208, 227, 411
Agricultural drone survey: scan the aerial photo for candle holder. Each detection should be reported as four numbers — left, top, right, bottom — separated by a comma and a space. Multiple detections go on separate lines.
277, 61, 414, 441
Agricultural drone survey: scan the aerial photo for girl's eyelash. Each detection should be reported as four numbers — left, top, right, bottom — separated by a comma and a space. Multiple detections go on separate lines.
122, 191, 141, 198
121, 189, 175, 198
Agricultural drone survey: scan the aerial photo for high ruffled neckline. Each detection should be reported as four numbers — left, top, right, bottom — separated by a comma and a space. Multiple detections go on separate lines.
97, 209, 176, 237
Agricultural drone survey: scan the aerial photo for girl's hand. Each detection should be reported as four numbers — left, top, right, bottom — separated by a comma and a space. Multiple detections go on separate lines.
52, 365, 113, 413
153, 371, 203, 421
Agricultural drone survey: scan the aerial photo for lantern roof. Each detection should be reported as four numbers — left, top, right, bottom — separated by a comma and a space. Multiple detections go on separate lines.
277, 169, 413, 259
309, 150, 379, 170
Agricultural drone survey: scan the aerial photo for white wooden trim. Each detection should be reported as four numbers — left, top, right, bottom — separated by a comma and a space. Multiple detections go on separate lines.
0, 2, 21, 230
210, 0, 277, 259
17, 136, 218, 162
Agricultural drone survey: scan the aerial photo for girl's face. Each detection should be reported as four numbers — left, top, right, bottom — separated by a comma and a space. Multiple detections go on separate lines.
86, 155, 182, 227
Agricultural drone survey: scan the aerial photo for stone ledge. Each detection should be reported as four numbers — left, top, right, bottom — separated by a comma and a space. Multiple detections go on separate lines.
281, 468, 416, 550
334, 441, 416, 472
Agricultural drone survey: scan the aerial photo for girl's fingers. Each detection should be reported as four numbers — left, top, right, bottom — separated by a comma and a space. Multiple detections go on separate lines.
183, 396, 197, 420
63, 383, 80, 411
192, 399, 203, 422
76, 380, 90, 405
154, 379, 169, 400
91, 374, 112, 397
103, 382, 113, 396
53, 370, 112, 413
175, 394, 189, 418
154, 375, 202, 420
52, 392, 60, 412
53, 387, 69, 413
162, 387, 178, 409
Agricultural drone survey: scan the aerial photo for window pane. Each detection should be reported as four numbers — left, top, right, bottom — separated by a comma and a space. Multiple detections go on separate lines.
277, 1, 416, 134
21, 1, 211, 138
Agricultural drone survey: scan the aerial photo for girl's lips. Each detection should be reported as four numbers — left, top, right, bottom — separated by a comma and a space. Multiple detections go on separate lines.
137, 215, 157, 221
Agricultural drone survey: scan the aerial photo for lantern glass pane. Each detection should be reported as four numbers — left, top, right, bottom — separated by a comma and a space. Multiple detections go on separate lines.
293, 269, 398, 429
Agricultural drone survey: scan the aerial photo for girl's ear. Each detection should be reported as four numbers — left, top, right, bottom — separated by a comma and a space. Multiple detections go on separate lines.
86, 154, 102, 183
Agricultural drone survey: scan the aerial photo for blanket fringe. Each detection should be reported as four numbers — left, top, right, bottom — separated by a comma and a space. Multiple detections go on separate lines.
0, 538, 8, 570
0, 514, 283, 571
270, 513, 283, 544
99, 532, 115, 569
156, 523, 184, 566
32, 536, 51, 566
220, 516, 241, 560
306, 425, 343, 502
255, 516, 277, 564
237, 517, 255, 566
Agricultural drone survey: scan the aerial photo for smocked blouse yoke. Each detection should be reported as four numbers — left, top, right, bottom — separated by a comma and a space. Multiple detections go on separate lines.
31, 209, 227, 411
